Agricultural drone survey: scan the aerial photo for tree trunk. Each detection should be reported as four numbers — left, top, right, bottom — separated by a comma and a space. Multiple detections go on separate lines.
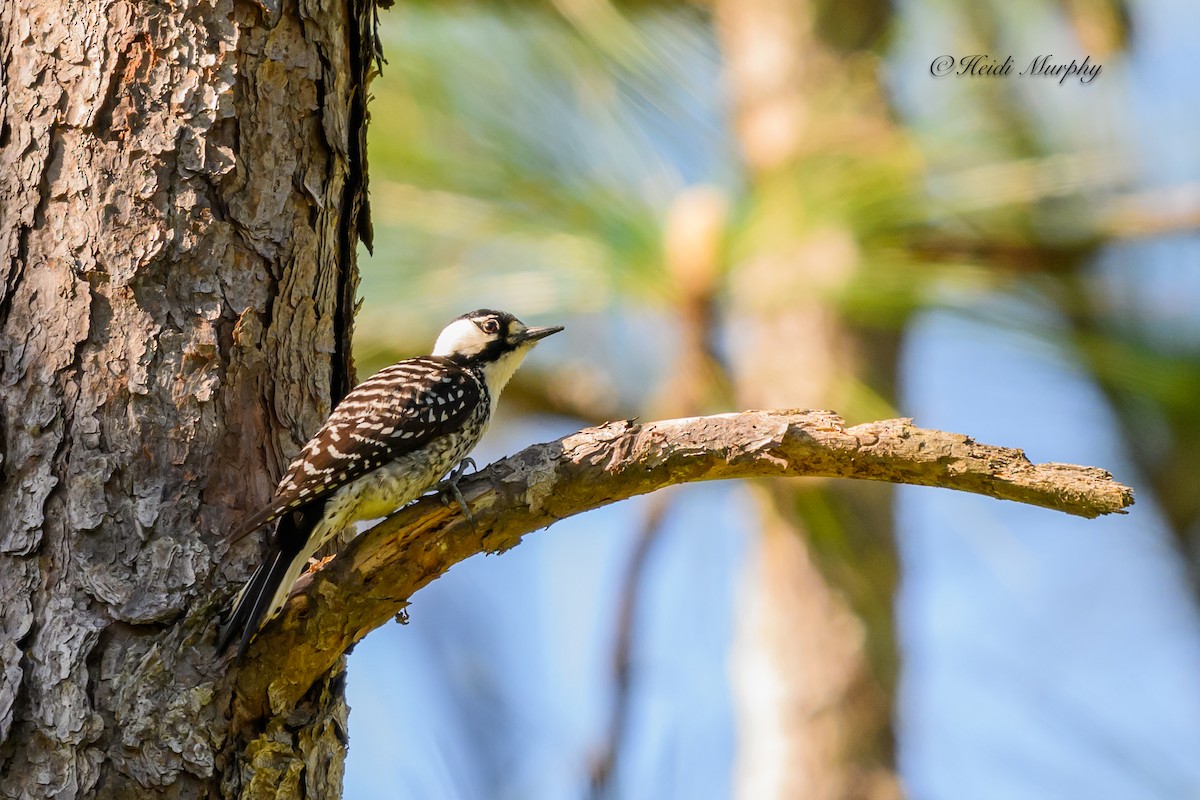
713, 0, 910, 796
0, 0, 373, 794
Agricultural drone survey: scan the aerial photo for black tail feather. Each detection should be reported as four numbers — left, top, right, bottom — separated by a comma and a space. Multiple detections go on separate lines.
217, 546, 289, 660
218, 501, 327, 661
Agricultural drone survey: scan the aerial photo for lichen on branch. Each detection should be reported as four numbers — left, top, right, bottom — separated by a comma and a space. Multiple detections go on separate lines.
231, 409, 1133, 714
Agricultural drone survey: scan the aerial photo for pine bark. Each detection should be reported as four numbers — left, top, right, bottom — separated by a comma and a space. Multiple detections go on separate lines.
0, 0, 373, 795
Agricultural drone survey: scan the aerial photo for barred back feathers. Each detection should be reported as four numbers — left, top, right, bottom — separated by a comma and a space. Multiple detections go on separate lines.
218, 310, 563, 659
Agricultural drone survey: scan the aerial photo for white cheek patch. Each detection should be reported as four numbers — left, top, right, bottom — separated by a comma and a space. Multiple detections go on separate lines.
432, 318, 490, 358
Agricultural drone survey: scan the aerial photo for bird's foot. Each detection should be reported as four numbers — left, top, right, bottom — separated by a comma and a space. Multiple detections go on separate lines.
438, 458, 478, 529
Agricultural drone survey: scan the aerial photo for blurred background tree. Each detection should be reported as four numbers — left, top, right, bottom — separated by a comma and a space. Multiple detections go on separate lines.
343, 0, 1200, 798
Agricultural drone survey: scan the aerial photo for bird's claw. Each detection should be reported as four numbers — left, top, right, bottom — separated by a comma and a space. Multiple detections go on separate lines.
438, 458, 478, 530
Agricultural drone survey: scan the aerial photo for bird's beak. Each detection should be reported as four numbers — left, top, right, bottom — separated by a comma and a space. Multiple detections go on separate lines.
514, 325, 564, 345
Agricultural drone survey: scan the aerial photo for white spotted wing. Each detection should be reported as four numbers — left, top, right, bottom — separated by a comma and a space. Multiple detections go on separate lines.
231, 357, 484, 541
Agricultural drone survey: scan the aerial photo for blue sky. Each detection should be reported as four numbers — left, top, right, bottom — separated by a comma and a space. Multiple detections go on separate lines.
343, 0, 1200, 796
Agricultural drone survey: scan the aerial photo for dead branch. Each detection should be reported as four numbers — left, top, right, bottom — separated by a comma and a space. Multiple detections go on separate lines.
230, 409, 1133, 717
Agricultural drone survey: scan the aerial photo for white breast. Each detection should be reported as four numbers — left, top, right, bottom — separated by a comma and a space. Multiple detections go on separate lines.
478, 348, 529, 415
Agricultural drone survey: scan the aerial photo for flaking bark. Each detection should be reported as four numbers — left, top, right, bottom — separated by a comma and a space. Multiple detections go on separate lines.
232, 410, 1133, 716
0, 0, 374, 795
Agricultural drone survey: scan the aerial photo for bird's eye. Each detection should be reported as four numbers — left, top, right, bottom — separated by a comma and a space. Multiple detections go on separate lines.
481, 318, 500, 334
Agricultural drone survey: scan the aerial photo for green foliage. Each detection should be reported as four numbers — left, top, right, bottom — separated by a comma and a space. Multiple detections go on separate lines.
358, 5, 734, 369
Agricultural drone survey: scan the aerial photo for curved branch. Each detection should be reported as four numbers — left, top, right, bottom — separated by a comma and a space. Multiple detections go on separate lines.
231, 409, 1133, 716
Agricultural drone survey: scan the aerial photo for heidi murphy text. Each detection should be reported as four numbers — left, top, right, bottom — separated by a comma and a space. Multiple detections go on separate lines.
930, 54, 1102, 85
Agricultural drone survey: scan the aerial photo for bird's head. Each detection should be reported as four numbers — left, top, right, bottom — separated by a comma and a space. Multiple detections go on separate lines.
432, 309, 563, 394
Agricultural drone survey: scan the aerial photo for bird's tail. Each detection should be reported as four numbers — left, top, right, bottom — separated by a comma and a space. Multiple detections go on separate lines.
217, 546, 288, 659
218, 508, 319, 660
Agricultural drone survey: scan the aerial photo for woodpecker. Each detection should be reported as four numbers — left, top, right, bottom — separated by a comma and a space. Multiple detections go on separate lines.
218, 309, 563, 658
